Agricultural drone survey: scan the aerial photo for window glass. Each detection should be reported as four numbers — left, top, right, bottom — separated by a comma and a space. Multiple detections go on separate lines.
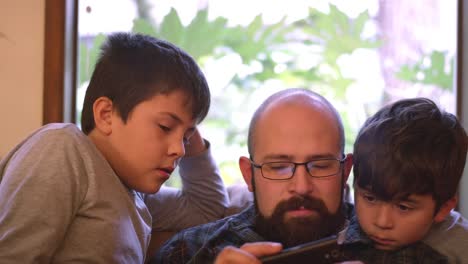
78, 0, 457, 187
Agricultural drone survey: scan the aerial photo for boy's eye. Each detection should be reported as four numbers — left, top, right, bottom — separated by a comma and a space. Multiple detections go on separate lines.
159, 125, 171, 132
397, 204, 412, 211
183, 137, 190, 145
362, 193, 377, 203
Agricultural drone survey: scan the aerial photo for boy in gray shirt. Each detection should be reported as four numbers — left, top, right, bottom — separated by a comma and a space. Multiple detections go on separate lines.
0, 33, 228, 263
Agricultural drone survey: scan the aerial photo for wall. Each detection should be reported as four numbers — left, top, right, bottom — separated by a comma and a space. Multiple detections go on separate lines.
0, 1, 45, 157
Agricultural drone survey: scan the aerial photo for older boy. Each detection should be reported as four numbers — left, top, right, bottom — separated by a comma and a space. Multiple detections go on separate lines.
349, 98, 468, 263
0, 33, 228, 263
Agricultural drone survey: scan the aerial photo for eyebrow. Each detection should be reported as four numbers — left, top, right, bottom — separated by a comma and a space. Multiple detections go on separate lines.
161, 112, 196, 131
358, 186, 422, 204
399, 196, 421, 204
261, 153, 339, 161
161, 112, 184, 123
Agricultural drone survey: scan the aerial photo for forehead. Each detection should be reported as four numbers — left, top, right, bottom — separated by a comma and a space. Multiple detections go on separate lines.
253, 100, 341, 159
132, 90, 195, 122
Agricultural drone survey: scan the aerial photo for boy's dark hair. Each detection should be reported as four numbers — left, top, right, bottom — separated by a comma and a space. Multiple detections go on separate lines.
81, 32, 210, 134
353, 98, 467, 208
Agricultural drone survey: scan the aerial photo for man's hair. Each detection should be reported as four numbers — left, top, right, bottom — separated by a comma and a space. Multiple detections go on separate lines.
81, 32, 211, 134
353, 98, 468, 208
247, 88, 345, 157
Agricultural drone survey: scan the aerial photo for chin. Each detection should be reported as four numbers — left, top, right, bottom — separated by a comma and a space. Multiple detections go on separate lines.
136, 183, 163, 194
373, 243, 400, 251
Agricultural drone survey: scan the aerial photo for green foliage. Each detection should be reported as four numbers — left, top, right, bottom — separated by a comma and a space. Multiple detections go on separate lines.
79, 34, 106, 86
133, 8, 229, 60
132, 18, 158, 36
396, 51, 453, 90
224, 15, 291, 64
79, 5, 379, 93
293, 5, 381, 98
77, 3, 451, 186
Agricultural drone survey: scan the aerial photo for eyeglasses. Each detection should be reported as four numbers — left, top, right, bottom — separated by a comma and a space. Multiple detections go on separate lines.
250, 157, 346, 180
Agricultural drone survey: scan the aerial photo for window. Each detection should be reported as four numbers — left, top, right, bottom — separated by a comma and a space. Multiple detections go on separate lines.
76, 0, 460, 189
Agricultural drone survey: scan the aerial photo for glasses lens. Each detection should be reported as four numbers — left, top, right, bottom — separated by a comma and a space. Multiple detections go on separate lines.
307, 159, 340, 177
262, 162, 294, 179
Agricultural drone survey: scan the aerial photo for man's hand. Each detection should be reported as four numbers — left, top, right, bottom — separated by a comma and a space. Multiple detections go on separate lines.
184, 128, 206, 157
214, 242, 282, 264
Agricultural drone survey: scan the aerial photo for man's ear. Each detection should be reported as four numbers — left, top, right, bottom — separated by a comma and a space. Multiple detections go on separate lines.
434, 195, 458, 223
239, 156, 254, 192
93, 97, 114, 135
343, 153, 353, 183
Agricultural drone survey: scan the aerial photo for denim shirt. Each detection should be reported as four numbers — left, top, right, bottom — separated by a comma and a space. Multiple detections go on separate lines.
153, 205, 263, 264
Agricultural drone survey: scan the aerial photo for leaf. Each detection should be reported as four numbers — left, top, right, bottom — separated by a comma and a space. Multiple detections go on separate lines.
79, 33, 106, 85
184, 9, 228, 59
132, 18, 158, 37
159, 8, 185, 46
396, 51, 453, 90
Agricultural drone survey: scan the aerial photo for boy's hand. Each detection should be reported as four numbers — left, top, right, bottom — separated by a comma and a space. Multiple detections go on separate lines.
214, 242, 282, 264
184, 128, 206, 157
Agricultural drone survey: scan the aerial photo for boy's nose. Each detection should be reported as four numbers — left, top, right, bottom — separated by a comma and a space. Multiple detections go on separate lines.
168, 139, 185, 158
374, 204, 394, 230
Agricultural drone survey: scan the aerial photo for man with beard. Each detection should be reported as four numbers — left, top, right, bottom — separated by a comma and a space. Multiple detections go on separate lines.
152, 88, 353, 263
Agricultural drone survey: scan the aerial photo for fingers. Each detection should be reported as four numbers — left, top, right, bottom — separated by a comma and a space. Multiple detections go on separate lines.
240, 242, 283, 257
184, 128, 206, 157
214, 246, 260, 264
214, 242, 282, 264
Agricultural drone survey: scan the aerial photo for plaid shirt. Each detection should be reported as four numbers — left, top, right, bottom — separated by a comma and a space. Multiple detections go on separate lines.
152, 204, 448, 264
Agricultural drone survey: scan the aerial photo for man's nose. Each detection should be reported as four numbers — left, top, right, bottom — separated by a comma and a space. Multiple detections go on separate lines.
289, 164, 313, 195
374, 204, 394, 230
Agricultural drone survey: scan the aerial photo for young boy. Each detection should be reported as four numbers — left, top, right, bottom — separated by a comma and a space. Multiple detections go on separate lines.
0, 33, 228, 263
348, 98, 468, 263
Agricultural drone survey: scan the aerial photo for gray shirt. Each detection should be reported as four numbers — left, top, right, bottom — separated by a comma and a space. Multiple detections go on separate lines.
0, 123, 228, 263
424, 210, 468, 264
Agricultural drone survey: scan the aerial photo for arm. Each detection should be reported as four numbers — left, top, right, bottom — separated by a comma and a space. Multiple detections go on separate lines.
423, 211, 468, 264
145, 129, 229, 230
0, 127, 86, 262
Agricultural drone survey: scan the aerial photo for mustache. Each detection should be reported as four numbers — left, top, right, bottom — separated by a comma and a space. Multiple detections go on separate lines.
275, 195, 328, 215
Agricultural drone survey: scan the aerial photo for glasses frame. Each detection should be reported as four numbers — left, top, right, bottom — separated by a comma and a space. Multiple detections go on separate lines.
250, 156, 347, 180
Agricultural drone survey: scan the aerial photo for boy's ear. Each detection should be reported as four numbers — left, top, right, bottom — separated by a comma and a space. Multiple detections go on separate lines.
343, 153, 353, 183
239, 156, 254, 192
434, 195, 458, 223
92, 96, 114, 135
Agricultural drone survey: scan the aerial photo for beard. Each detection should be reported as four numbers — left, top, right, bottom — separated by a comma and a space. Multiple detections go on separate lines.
254, 194, 345, 248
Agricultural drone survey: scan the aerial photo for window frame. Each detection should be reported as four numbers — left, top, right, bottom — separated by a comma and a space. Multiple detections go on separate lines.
43, 0, 78, 124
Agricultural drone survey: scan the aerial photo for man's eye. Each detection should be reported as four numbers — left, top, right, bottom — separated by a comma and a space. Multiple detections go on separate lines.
312, 161, 333, 169
269, 163, 291, 171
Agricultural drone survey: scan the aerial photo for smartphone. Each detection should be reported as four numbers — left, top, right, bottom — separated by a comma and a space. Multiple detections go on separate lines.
260, 235, 347, 264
